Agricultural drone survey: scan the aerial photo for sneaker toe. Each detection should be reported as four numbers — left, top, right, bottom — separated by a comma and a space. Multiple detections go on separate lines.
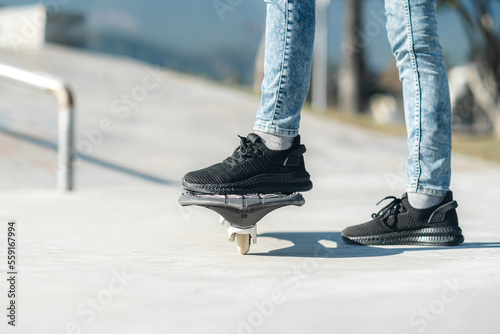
341, 224, 363, 238
182, 163, 234, 185
342, 220, 387, 238
182, 171, 201, 185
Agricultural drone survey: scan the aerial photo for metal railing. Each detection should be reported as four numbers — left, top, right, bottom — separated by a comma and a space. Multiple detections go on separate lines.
0, 63, 75, 191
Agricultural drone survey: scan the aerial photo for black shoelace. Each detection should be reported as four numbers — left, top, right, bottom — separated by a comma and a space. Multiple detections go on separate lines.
224, 136, 262, 165
371, 196, 406, 220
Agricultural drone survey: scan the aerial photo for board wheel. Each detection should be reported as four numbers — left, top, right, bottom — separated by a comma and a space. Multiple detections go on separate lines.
236, 234, 251, 255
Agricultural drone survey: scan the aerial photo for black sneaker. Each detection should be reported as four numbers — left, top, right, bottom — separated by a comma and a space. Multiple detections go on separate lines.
182, 133, 313, 194
342, 192, 464, 246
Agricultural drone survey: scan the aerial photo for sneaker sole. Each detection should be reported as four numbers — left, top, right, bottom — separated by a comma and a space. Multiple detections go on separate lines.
182, 172, 313, 195
342, 226, 464, 246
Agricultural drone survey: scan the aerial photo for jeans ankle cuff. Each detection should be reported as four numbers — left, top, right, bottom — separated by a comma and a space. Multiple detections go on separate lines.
253, 123, 299, 137
406, 186, 449, 197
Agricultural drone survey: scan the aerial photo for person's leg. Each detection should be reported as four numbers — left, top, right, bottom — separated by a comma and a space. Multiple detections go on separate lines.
255, 0, 316, 139
181, 0, 315, 195
386, 0, 452, 205
341, 0, 463, 246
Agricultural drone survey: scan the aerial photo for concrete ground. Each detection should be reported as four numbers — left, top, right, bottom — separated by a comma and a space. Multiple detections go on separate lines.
0, 44, 499, 334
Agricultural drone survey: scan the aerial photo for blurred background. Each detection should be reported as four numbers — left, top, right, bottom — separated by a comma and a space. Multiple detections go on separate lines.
0, 0, 498, 131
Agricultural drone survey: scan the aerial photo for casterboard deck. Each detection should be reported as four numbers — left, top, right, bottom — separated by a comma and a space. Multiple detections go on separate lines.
178, 192, 305, 228
178, 192, 305, 254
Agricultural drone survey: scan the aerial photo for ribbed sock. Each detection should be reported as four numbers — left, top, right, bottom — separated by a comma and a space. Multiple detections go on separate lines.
255, 130, 295, 151
407, 192, 444, 209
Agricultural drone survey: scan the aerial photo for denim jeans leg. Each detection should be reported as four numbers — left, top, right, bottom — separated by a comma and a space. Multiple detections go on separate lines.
254, 0, 316, 137
385, 0, 452, 196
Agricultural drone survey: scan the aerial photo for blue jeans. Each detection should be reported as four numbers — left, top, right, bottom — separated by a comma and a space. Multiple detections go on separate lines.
254, 0, 452, 196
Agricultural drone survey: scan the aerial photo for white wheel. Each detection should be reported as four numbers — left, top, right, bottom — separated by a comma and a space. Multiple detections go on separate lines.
236, 234, 251, 255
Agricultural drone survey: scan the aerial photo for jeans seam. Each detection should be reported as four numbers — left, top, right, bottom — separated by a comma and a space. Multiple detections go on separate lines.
404, 0, 422, 191
269, 0, 291, 126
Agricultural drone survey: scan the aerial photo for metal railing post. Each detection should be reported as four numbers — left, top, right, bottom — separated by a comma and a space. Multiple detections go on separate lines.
0, 63, 75, 191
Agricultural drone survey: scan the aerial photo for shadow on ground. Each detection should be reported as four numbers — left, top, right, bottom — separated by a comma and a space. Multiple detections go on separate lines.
253, 231, 500, 258
0, 125, 175, 186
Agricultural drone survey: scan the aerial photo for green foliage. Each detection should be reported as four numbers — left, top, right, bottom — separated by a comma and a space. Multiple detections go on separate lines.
437, 0, 461, 8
